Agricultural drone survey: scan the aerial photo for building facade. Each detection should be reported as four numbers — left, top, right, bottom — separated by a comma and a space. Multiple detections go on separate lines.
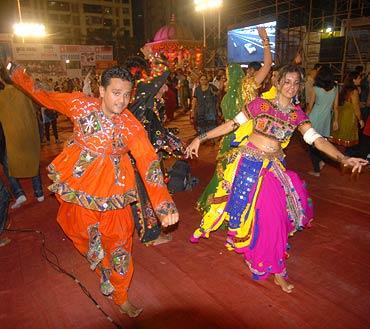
17, 0, 133, 44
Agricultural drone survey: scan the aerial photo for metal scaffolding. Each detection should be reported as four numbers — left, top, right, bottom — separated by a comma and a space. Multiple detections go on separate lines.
304, 0, 370, 81
202, 0, 370, 78
142, 0, 370, 77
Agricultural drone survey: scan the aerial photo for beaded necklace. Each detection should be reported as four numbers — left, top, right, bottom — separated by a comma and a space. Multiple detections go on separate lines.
270, 96, 295, 141
272, 96, 294, 114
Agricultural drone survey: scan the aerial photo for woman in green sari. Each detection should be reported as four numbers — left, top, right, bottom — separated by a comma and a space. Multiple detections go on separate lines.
197, 63, 245, 212
197, 27, 273, 214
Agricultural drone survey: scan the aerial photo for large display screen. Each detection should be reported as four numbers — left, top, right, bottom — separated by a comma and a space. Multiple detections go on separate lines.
227, 21, 276, 64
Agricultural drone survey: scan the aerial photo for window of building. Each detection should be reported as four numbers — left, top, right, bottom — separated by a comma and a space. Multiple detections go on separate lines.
103, 19, 113, 27
74, 29, 81, 37
60, 15, 70, 24
71, 4, 79, 12
61, 27, 71, 35
86, 16, 102, 25
72, 16, 80, 25
122, 8, 129, 14
104, 7, 112, 15
123, 19, 130, 26
48, 14, 59, 22
83, 4, 102, 14
47, 1, 70, 11
122, 0, 129, 3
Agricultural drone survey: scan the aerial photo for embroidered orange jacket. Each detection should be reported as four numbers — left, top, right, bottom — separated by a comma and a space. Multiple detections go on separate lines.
11, 68, 176, 216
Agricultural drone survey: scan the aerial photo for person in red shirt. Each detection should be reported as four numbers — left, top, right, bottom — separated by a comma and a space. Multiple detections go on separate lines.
7, 63, 179, 317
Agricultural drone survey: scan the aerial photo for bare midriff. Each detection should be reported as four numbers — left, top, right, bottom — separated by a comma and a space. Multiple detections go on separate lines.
248, 132, 281, 153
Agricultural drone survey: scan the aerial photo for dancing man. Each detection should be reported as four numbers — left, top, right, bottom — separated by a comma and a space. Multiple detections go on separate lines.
7, 62, 179, 317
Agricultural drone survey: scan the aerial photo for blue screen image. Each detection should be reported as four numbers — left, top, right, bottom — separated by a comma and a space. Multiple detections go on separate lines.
227, 21, 276, 64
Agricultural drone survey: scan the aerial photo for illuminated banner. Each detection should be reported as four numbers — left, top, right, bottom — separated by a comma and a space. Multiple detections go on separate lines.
12, 43, 60, 61
95, 46, 113, 61
12, 43, 112, 62
59, 44, 81, 61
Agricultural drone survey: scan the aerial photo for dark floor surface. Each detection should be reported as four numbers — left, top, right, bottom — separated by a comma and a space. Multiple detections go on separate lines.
1, 110, 369, 329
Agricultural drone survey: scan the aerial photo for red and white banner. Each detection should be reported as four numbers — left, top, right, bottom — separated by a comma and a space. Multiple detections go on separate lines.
12, 43, 113, 62
12, 43, 60, 61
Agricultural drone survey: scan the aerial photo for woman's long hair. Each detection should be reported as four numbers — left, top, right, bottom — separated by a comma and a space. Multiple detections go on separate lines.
275, 65, 305, 97
314, 66, 336, 91
277, 64, 304, 85
338, 71, 360, 106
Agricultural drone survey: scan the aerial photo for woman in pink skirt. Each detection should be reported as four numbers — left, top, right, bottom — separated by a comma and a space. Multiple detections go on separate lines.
185, 65, 368, 293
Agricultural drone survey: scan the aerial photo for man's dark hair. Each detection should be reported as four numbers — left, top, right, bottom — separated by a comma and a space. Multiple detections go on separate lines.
100, 66, 133, 89
248, 61, 262, 71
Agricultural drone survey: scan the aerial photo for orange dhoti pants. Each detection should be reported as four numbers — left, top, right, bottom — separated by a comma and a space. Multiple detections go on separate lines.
56, 196, 134, 305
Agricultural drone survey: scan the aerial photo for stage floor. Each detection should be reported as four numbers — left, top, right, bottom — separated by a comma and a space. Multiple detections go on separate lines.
1, 110, 369, 329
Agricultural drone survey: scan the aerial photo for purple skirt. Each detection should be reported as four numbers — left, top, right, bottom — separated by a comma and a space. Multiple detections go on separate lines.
223, 149, 313, 280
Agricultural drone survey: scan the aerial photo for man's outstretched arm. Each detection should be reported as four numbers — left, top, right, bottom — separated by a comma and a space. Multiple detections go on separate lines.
8, 63, 80, 117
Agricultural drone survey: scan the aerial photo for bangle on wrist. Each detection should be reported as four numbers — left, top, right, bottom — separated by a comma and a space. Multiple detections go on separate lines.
232, 119, 240, 130
198, 132, 207, 142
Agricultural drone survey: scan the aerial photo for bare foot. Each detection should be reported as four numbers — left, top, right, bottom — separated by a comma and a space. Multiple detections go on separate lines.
274, 274, 294, 293
119, 300, 143, 318
147, 233, 172, 246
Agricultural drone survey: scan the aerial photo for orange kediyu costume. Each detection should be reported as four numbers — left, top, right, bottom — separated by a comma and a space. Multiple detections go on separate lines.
11, 68, 177, 305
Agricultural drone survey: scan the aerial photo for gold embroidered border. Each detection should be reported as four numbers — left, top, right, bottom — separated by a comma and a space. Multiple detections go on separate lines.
48, 182, 137, 212
239, 144, 284, 161
47, 163, 137, 211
